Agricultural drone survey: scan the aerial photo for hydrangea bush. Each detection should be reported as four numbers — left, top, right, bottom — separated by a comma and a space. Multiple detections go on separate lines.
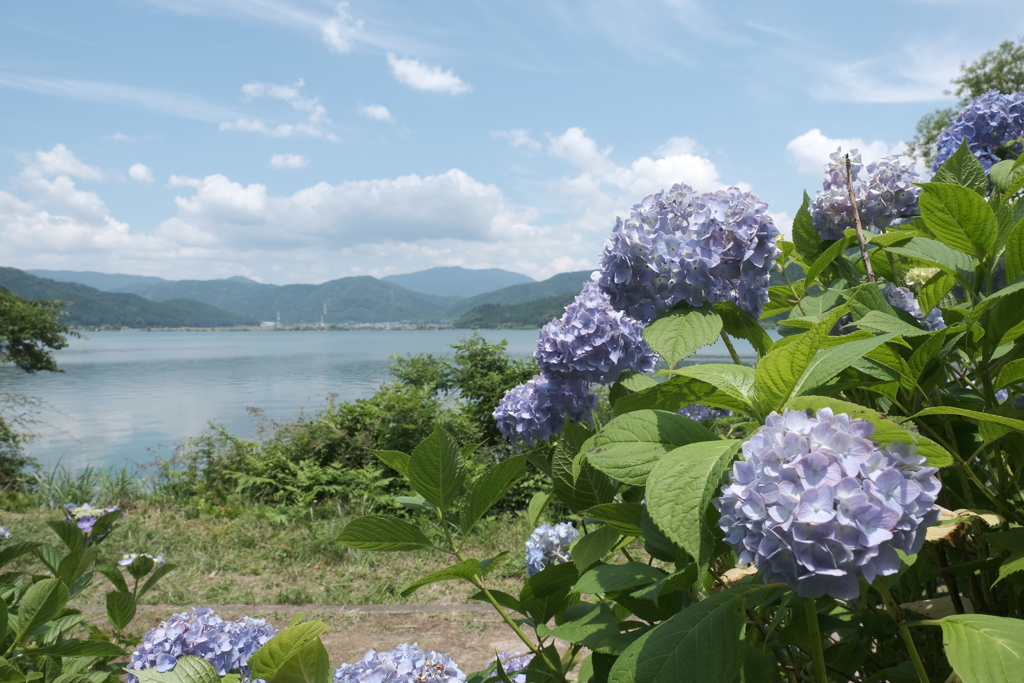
333, 643, 465, 683
334, 91, 1024, 683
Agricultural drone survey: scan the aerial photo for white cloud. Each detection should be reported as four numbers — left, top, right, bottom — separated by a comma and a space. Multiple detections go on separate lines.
168, 174, 201, 188
321, 2, 363, 52
387, 54, 471, 95
786, 129, 909, 175
492, 129, 541, 150
106, 132, 135, 142
22, 144, 104, 180
270, 153, 309, 169
128, 163, 154, 183
220, 79, 337, 140
359, 104, 394, 122
811, 43, 963, 103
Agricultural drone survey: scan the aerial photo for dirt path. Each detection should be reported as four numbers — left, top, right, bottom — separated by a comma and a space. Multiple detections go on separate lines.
77, 604, 530, 673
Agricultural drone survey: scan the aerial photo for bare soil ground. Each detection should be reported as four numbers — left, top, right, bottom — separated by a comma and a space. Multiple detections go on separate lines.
77, 604, 528, 673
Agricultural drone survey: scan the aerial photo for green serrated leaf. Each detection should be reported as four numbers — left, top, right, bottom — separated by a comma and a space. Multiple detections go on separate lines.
400, 559, 480, 598
938, 614, 1024, 683
527, 491, 553, 528
1004, 215, 1024, 283
932, 138, 989, 196
576, 562, 665, 594
664, 364, 756, 412
15, 578, 68, 645
581, 504, 644, 537
792, 333, 900, 397
990, 159, 1024, 193
460, 454, 527, 535
984, 529, 1024, 585
248, 620, 332, 683
914, 406, 1024, 434
106, 591, 136, 631
643, 303, 723, 366
554, 422, 613, 513
886, 238, 977, 288
132, 656, 222, 683
571, 525, 621, 576
646, 440, 741, 572
28, 639, 125, 658
407, 426, 466, 512
582, 410, 718, 486
714, 302, 772, 357
371, 450, 410, 476
793, 191, 821, 260
335, 516, 435, 551
919, 182, 997, 260
804, 236, 856, 288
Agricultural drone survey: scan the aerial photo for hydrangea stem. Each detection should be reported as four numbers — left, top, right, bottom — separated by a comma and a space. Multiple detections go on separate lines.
875, 581, 930, 683
844, 154, 876, 284
720, 331, 743, 366
803, 598, 828, 683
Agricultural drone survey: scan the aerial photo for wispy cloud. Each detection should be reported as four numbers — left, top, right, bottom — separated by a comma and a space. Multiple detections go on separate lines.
270, 153, 308, 169
387, 54, 471, 94
810, 43, 964, 103
128, 163, 154, 183
493, 129, 541, 150
219, 79, 337, 140
359, 104, 394, 123
0, 72, 238, 122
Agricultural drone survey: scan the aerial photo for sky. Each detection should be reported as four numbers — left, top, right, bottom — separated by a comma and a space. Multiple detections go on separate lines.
1, 1, 1022, 285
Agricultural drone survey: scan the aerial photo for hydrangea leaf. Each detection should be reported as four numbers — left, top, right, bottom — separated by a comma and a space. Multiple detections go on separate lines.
581, 410, 718, 486
754, 307, 842, 415
609, 370, 658, 409
518, 562, 579, 625
0, 542, 40, 571
554, 421, 613, 513
1003, 215, 1024, 283
407, 425, 466, 512
932, 138, 989, 196
138, 563, 175, 600
581, 503, 644, 537
990, 159, 1024, 193
527, 491, 553, 529
918, 270, 956, 314
792, 191, 821, 261
664, 364, 756, 412
996, 359, 1024, 390
938, 614, 1024, 683
576, 562, 666, 594
643, 303, 723, 366
247, 619, 331, 683
571, 525, 621, 576
983, 529, 1024, 585
613, 374, 749, 417
919, 182, 998, 259
786, 396, 952, 467
549, 602, 644, 655
27, 639, 126, 658
886, 238, 977, 289
399, 559, 481, 598
56, 547, 94, 589
106, 590, 136, 631
607, 588, 749, 683
714, 301, 773, 357
45, 521, 85, 553
914, 406, 1024, 434
460, 453, 528, 535
646, 440, 741, 573
335, 515, 436, 551
132, 656, 221, 683
15, 578, 68, 645
791, 332, 900, 397
803, 235, 856, 289
370, 450, 410, 476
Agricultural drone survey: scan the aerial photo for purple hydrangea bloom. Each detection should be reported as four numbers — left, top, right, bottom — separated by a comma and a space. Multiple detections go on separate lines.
714, 408, 941, 600
535, 283, 658, 385
595, 184, 780, 323
0, 527, 9, 540
64, 503, 122, 533
485, 652, 533, 683
882, 284, 946, 331
525, 522, 579, 576
125, 607, 278, 683
934, 90, 1024, 171
811, 148, 922, 240
119, 553, 166, 566
333, 643, 465, 683
493, 375, 597, 446
678, 404, 732, 422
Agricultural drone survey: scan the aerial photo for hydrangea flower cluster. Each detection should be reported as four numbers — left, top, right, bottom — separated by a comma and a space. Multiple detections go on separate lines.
485, 652, 533, 683
525, 522, 579, 576
810, 148, 922, 240
678, 404, 732, 423
934, 90, 1024, 171
714, 408, 941, 600
333, 643, 465, 683
595, 184, 780, 323
882, 284, 946, 332
493, 375, 597, 446
64, 503, 122, 533
125, 607, 278, 683
119, 553, 166, 566
535, 283, 657, 385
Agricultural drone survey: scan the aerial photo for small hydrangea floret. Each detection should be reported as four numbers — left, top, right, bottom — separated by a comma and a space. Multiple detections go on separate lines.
485, 652, 533, 683
678, 404, 732, 422
934, 90, 1024, 171
595, 184, 780, 322
333, 643, 465, 683
493, 375, 596, 446
882, 284, 945, 332
0, 527, 9, 541
64, 503, 122, 533
119, 553, 166, 567
125, 607, 278, 683
715, 408, 941, 600
535, 283, 657, 384
810, 148, 922, 241
525, 522, 579, 576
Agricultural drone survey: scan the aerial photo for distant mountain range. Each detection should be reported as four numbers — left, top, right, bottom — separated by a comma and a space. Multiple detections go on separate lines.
7, 266, 593, 328
381, 266, 534, 298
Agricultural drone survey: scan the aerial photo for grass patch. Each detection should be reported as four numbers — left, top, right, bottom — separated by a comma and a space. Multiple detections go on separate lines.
5, 504, 533, 605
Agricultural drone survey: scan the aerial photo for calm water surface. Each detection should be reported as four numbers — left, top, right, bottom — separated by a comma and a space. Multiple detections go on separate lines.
1, 329, 758, 470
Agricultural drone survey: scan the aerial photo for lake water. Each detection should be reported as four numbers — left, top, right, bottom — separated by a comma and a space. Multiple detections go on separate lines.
0, 329, 758, 471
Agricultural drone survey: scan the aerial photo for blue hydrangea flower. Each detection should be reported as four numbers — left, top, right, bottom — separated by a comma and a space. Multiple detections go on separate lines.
64, 503, 122, 533
119, 553, 166, 566
811, 148, 922, 240
0, 527, 9, 540
678, 404, 732, 422
934, 90, 1024, 171
535, 283, 657, 385
714, 408, 941, 600
125, 607, 278, 683
595, 184, 780, 322
333, 643, 465, 683
882, 284, 946, 332
526, 522, 579, 576
485, 652, 533, 683
493, 375, 597, 446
